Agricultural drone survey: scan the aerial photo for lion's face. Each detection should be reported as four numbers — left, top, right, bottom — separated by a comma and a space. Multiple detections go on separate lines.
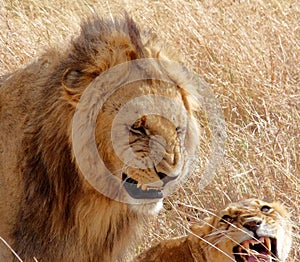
93, 80, 199, 212
190, 199, 292, 262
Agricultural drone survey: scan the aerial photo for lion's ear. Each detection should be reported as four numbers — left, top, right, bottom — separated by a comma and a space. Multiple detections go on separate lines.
190, 216, 215, 237
62, 68, 97, 106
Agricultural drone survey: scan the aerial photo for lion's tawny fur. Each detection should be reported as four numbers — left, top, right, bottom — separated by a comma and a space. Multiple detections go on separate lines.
0, 15, 199, 261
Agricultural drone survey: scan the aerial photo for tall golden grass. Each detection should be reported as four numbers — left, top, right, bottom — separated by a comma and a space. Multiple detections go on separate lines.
0, 0, 299, 261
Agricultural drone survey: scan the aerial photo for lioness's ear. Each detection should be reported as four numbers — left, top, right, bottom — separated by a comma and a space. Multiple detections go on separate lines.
62, 68, 98, 106
190, 216, 215, 237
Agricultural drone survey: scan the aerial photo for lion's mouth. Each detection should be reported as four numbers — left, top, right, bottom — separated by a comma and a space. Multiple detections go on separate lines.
233, 237, 277, 262
122, 173, 163, 199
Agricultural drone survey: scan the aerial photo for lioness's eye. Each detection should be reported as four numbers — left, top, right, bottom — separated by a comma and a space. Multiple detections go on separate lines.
261, 205, 272, 213
221, 215, 234, 223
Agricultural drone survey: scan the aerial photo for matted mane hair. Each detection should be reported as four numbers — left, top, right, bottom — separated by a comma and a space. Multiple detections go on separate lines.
7, 15, 148, 261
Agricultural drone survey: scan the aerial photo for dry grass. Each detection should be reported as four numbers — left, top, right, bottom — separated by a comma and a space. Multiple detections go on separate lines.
0, 0, 299, 261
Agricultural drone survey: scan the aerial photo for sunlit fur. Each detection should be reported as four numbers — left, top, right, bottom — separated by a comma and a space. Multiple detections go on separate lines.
0, 15, 199, 261
136, 199, 292, 262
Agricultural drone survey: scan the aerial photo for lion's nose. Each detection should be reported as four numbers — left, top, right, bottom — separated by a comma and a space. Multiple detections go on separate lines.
243, 219, 262, 233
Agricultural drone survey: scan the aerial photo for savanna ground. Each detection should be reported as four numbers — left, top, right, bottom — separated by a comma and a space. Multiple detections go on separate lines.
0, 0, 299, 261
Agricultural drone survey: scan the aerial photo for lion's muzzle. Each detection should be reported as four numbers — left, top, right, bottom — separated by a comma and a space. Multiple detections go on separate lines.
122, 172, 178, 199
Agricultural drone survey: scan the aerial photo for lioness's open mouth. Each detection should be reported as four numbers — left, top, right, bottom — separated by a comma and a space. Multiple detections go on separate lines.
233, 237, 277, 262
122, 173, 163, 199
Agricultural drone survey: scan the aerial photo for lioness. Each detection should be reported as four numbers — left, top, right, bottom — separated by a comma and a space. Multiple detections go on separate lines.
0, 15, 200, 261
136, 199, 292, 262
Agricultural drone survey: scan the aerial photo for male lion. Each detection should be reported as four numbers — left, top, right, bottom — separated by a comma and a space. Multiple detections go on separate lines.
0, 15, 200, 261
135, 198, 292, 262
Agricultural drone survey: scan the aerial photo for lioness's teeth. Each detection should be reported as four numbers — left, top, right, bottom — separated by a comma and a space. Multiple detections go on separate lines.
137, 183, 142, 188
141, 184, 148, 191
243, 241, 250, 250
265, 237, 271, 251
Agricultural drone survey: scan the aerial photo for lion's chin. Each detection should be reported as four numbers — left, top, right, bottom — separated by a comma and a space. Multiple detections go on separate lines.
129, 199, 164, 215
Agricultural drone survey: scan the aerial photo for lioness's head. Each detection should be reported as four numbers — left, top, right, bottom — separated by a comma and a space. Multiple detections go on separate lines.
62, 16, 200, 213
190, 199, 292, 262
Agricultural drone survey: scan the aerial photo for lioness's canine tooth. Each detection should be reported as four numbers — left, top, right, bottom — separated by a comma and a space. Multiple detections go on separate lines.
242, 241, 250, 250
265, 237, 271, 251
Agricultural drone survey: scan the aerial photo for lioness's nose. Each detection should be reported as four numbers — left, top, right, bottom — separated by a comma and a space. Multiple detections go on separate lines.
243, 219, 262, 233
